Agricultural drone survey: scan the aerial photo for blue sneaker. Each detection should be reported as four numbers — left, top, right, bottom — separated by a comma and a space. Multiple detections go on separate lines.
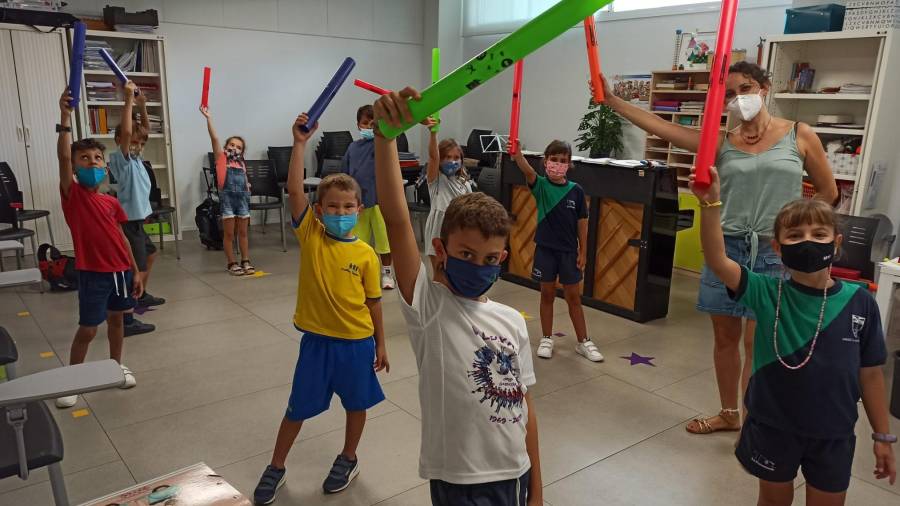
253, 465, 286, 505
322, 454, 359, 494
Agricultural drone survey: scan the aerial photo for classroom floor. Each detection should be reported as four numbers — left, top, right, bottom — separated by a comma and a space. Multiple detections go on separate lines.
1, 228, 898, 506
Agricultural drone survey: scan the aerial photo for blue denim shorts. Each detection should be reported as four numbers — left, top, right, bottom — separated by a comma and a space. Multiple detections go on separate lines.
77, 270, 135, 327
221, 168, 250, 219
696, 235, 782, 319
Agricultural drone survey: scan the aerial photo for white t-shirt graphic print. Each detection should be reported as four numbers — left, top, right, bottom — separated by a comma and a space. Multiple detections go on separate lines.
400, 263, 536, 484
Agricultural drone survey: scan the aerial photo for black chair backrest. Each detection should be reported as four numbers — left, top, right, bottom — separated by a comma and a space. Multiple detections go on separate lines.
835, 214, 879, 280
142, 161, 162, 205
322, 131, 353, 157
244, 160, 281, 199
267, 146, 292, 184
476, 166, 501, 201
320, 158, 343, 178
397, 132, 409, 153
0, 162, 21, 202
0, 196, 17, 226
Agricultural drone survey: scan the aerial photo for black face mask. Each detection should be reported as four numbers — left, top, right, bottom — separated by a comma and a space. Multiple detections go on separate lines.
779, 240, 835, 273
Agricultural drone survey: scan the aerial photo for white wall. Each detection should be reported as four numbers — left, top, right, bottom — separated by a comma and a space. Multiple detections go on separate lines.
460, 5, 787, 156
62, 0, 425, 231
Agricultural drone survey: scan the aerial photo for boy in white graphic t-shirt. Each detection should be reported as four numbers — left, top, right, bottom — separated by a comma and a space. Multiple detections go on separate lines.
373, 87, 542, 505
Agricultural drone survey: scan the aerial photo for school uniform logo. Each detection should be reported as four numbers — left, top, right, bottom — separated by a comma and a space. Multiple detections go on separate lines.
751, 451, 776, 472
531, 267, 542, 280
342, 263, 360, 277
566, 199, 576, 210
848, 314, 866, 342
467, 325, 525, 424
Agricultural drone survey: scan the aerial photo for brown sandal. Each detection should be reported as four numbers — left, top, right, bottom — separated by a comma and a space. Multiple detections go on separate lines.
227, 262, 244, 276
686, 408, 741, 435
240, 260, 255, 275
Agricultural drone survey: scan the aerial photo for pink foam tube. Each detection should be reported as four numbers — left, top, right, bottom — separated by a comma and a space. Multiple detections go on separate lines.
201, 67, 211, 108
507, 60, 524, 155
694, 0, 740, 190
354, 79, 391, 95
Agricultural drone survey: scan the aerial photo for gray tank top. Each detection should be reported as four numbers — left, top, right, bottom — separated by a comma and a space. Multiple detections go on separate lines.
717, 125, 803, 266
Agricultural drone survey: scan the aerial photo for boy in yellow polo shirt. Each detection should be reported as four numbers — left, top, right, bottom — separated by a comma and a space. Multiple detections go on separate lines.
252, 113, 389, 505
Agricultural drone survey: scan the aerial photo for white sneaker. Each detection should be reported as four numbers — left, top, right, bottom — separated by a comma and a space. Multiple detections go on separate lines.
381, 267, 395, 290
120, 364, 136, 389
575, 340, 604, 362
537, 337, 554, 359
55, 395, 78, 408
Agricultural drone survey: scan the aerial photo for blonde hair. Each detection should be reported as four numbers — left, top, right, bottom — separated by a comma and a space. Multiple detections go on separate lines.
773, 199, 839, 241
317, 173, 362, 203
438, 138, 469, 180
440, 192, 510, 242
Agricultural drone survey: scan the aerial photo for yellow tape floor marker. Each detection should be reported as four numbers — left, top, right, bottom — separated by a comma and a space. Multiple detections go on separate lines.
72, 409, 90, 418
40, 351, 55, 358
17, 311, 30, 317
242, 270, 271, 278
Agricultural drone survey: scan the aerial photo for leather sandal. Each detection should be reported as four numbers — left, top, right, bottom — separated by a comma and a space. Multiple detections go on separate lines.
685, 408, 741, 434
241, 260, 256, 275
227, 262, 244, 276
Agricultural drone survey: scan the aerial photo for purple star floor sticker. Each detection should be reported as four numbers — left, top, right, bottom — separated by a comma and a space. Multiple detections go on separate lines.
553, 332, 566, 337
134, 305, 156, 316
621, 352, 655, 366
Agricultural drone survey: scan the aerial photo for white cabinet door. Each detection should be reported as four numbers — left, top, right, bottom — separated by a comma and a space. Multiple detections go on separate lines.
11, 28, 72, 250
0, 30, 31, 220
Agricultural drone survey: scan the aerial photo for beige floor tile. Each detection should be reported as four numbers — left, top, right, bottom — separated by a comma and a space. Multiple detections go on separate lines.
533, 376, 697, 484
794, 476, 900, 505
381, 375, 421, 419
374, 483, 431, 505
0, 461, 135, 506
528, 352, 605, 399
217, 410, 425, 505
241, 294, 297, 326
137, 294, 250, 333
376, 334, 419, 385
0, 290, 26, 317
144, 274, 219, 303
652, 367, 724, 416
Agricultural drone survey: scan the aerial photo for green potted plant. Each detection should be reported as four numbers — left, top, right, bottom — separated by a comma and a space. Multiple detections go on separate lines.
575, 99, 624, 158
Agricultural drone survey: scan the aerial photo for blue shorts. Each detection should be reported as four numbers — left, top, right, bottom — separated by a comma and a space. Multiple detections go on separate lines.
77, 270, 135, 327
531, 245, 582, 286
430, 468, 531, 506
221, 168, 250, 219
285, 331, 385, 421
696, 235, 782, 319
735, 416, 855, 493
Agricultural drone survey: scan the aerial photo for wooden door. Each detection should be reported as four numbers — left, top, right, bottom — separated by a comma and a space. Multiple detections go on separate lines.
11, 28, 72, 249
593, 199, 643, 310
508, 185, 536, 278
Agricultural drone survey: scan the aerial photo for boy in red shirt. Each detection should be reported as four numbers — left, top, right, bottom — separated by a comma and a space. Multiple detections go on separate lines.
55, 87, 144, 408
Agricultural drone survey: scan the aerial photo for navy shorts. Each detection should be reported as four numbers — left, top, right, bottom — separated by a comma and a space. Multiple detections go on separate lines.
531, 245, 582, 285
696, 235, 782, 319
285, 331, 385, 421
77, 270, 136, 327
430, 468, 531, 506
735, 416, 855, 493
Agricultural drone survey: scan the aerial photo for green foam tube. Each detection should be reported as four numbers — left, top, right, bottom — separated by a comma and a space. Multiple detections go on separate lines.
431, 48, 440, 133
378, 0, 613, 138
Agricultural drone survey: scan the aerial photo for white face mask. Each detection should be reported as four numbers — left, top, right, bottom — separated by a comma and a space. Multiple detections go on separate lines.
727, 92, 764, 121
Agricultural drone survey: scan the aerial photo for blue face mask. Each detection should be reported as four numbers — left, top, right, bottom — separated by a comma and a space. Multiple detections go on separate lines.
440, 160, 461, 177
322, 213, 357, 238
444, 255, 501, 298
359, 128, 375, 140
75, 166, 106, 188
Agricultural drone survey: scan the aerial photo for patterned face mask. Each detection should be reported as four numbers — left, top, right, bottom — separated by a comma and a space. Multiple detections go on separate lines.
545, 161, 569, 179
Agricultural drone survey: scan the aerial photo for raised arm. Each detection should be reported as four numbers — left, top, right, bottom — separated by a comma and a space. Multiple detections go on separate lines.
287, 113, 316, 222
424, 118, 440, 183
135, 88, 150, 134
512, 149, 537, 186
596, 74, 703, 153
691, 166, 741, 291
796, 122, 839, 204
118, 81, 137, 155
374, 88, 423, 304
199, 106, 222, 157
57, 89, 74, 197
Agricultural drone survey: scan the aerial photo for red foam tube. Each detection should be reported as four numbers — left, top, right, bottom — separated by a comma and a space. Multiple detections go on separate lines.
201, 67, 211, 108
354, 79, 391, 95
694, 0, 740, 190
507, 60, 524, 155
583, 16, 604, 103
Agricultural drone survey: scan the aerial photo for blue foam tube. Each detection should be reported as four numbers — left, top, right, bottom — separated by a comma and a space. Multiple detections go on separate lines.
99, 48, 128, 84
68, 21, 86, 107
300, 57, 356, 133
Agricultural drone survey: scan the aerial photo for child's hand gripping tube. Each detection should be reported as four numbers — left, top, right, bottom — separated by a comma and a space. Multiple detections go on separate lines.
376, 0, 614, 139
301, 57, 356, 133
694, 0, 741, 190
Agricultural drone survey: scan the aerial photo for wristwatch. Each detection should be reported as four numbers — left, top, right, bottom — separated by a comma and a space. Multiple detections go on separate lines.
55, 124, 72, 133
872, 433, 898, 444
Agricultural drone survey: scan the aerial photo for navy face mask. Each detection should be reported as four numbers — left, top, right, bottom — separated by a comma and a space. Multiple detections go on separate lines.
444, 255, 501, 298
780, 240, 835, 273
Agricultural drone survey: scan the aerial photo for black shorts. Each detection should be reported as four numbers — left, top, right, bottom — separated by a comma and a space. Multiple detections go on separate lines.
735, 416, 855, 493
531, 245, 582, 285
122, 220, 157, 272
430, 469, 530, 506
77, 270, 135, 326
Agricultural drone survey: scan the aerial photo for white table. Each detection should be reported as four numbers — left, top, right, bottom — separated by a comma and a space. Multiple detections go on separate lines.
875, 261, 900, 331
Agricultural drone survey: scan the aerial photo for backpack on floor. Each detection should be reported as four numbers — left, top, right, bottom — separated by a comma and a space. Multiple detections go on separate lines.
195, 197, 223, 250
37, 243, 78, 291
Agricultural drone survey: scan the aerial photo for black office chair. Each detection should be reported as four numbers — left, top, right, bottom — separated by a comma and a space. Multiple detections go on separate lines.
476, 166, 501, 201
835, 214, 880, 280
245, 160, 286, 252
0, 162, 55, 247
0, 195, 37, 269
143, 161, 180, 260
461, 128, 497, 181
316, 131, 354, 177
397, 132, 409, 153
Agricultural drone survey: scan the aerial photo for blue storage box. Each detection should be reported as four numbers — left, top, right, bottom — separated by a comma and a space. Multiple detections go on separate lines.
785, 4, 846, 33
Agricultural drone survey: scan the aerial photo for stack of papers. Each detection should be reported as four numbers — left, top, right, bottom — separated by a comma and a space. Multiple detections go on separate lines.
84, 40, 114, 70
680, 101, 705, 112
85, 81, 117, 102
839, 83, 872, 94
115, 24, 156, 34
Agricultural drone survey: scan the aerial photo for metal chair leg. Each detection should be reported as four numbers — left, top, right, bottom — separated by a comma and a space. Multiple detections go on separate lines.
48, 461, 70, 506
279, 206, 286, 252
262, 209, 268, 234
28, 234, 37, 268
45, 215, 56, 247
171, 213, 181, 260
158, 221, 164, 251
14, 243, 22, 270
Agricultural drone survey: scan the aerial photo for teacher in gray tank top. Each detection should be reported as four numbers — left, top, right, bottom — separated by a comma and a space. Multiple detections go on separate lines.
597, 62, 837, 435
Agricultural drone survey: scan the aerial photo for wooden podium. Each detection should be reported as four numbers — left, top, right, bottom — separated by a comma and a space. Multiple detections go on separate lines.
500, 154, 679, 322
